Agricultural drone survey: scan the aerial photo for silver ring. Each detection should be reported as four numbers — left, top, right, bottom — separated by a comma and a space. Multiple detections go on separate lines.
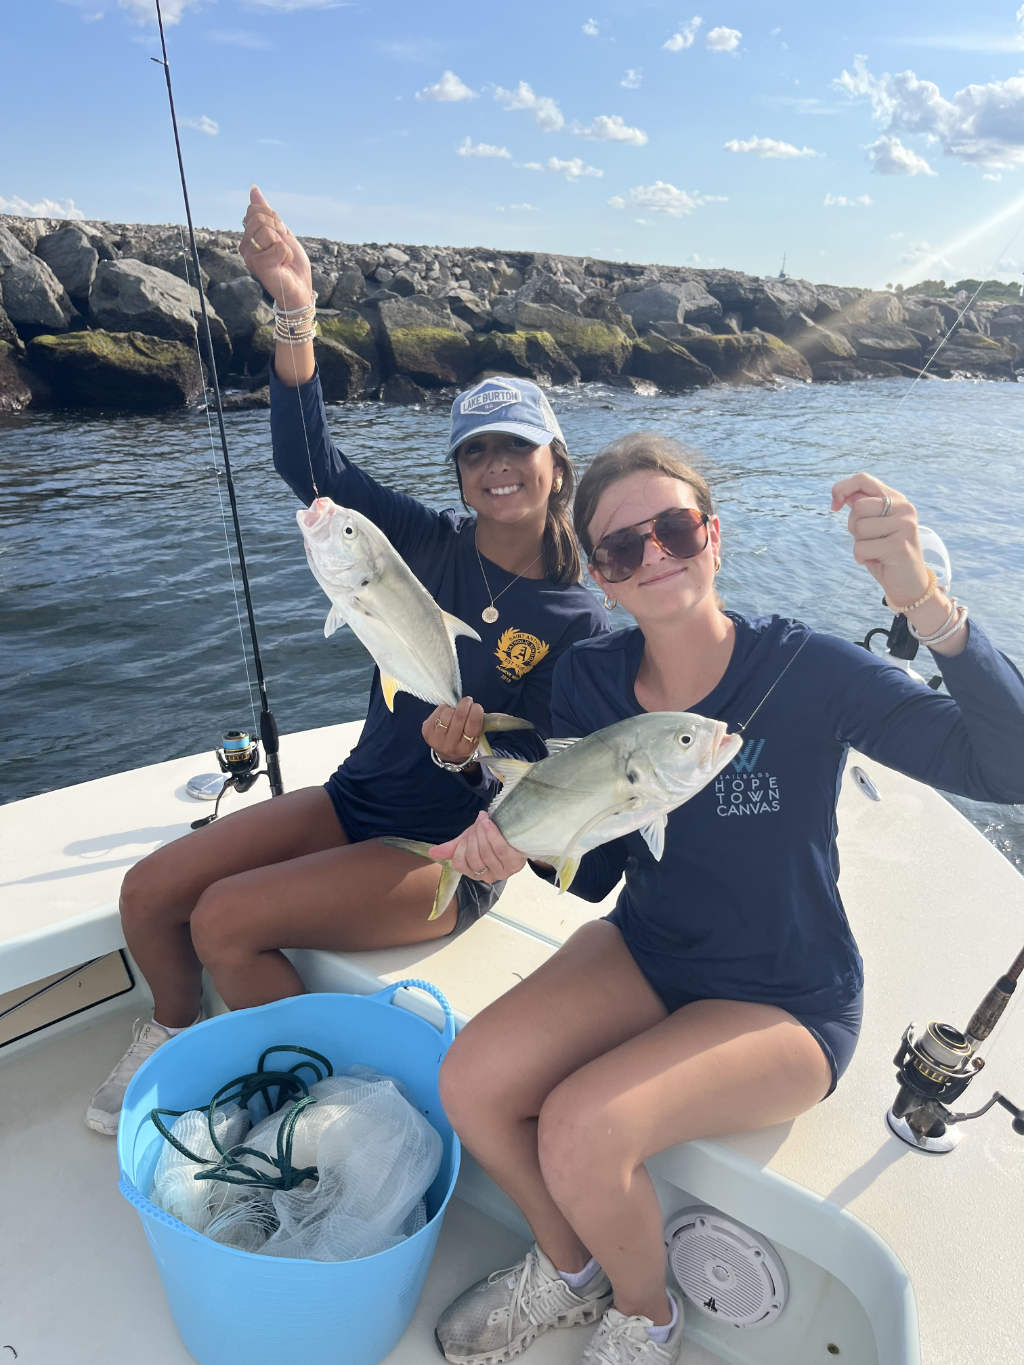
881, 493, 893, 517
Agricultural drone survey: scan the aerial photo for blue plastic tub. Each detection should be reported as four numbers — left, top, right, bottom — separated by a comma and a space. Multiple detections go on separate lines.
117, 981, 460, 1365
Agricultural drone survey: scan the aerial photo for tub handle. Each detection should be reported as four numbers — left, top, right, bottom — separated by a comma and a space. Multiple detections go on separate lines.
376, 978, 456, 1047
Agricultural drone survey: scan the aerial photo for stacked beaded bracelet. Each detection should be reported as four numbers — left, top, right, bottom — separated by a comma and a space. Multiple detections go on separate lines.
884, 568, 937, 615
273, 294, 318, 346
907, 599, 969, 647
430, 746, 480, 774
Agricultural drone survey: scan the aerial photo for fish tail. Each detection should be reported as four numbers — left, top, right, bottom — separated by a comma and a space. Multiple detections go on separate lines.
376, 837, 463, 922
480, 712, 533, 734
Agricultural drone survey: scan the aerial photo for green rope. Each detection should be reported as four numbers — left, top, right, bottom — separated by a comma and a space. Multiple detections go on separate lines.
148, 1044, 334, 1191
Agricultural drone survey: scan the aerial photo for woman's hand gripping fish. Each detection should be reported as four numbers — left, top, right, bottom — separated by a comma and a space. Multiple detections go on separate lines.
297, 497, 532, 753
389, 711, 743, 918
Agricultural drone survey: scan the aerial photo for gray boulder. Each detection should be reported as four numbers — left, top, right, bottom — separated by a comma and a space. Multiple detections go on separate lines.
470, 329, 579, 386
372, 295, 474, 387
35, 224, 98, 308
198, 246, 249, 287
988, 305, 1024, 355
681, 331, 812, 384
925, 333, 1017, 380
833, 320, 923, 367
0, 299, 19, 347
812, 358, 915, 382
0, 342, 33, 413
515, 269, 585, 312
208, 276, 273, 341
329, 267, 368, 307
0, 225, 77, 336
788, 316, 856, 365
618, 280, 723, 331
315, 335, 372, 401
89, 259, 230, 365
750, 278, 821, 335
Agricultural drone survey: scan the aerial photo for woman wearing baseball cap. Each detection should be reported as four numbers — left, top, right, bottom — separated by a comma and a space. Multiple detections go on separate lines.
83, 187, 607, 1137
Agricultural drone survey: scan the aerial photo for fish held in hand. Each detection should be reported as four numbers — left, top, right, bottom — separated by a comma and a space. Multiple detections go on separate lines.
389, 711, 743, 919
297, 497, 530, 749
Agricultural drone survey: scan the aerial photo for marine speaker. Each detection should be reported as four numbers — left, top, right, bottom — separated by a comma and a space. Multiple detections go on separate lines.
664, 1206, 788, 1328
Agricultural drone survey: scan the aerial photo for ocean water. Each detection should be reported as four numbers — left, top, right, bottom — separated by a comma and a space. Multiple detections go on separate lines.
1, 375, 1022, 869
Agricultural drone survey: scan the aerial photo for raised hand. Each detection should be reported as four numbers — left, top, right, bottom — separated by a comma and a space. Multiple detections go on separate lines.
831, 471, 933, 611
239, 185, 313, 310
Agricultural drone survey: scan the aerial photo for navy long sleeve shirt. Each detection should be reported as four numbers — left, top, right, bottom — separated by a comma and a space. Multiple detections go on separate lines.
271, 369, 607, 844
546, 614, 1024, 1014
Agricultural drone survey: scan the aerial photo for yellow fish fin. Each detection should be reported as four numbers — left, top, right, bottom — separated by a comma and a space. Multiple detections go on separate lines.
380, 672, 400, 711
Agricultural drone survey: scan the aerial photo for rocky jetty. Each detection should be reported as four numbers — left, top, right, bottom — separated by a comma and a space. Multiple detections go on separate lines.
1, 214, 1020, 415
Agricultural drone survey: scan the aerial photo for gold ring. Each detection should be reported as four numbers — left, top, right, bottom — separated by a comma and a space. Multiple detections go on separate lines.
435, 719, 449, 730
463, 733, 479, 745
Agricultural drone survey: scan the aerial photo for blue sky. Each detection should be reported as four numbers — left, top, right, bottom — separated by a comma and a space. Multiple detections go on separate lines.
5, 0, 1024, 289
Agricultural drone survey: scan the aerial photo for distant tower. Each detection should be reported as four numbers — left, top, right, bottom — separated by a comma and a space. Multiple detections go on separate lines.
778, 254, 788, 280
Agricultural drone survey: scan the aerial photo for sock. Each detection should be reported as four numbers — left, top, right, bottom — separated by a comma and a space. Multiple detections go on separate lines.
645, 1294, 678, 1343
153, 1014, 199, 1036
559, 1256, 601, 1290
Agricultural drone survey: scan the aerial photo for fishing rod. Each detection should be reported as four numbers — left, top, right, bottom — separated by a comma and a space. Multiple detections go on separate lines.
151, 0, 283, 816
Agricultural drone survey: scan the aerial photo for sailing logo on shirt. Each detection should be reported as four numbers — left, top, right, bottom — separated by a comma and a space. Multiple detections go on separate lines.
714, 738, 780, 816
495, 627, 550, 683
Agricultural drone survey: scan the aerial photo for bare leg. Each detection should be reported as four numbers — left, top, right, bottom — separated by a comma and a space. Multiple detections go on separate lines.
119, 787, 348, 1025
440, 921, 666, 1274
188, 839, 456, 1009
537, 996, 832, 1321
440, 921, 832, 1321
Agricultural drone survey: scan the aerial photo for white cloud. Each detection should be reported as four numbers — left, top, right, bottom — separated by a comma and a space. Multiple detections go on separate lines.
574, 114, 648, 145
724, 135, 820, 158
416, 70, 476, 102
546, 156, 604, 181
582, 17, 598, 36
518, 161, 545, 171
707, 26, 741, 52
824, 193, 873, 207
0, 195, 86, 219
609, 181, 725, 216
836, 53, 1024, 169
984, 171, 1003, 181
868, 134, 936, 175
663, 16, 702, 51
493, 81, 564, 131
621, 68, 642, 89
181, 115, 219, 136
495, 202, 538, 212
457, 137, 511, 159
115, 0, 200, 21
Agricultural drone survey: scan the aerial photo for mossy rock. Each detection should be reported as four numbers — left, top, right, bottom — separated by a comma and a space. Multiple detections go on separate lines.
385, 325, 473, 387
788, 320, 856, 365
26, 329, 205, 409
471, 329, 579, 384
925, 332, 1018, 380
315, 309, 377, 364
627, 334, 714, 391
511, 302, 632, 380
682, 331, 811, 383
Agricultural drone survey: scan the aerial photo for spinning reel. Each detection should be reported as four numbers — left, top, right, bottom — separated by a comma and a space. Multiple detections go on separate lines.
887, 944, 1024, 1152
186, 728, 275, 828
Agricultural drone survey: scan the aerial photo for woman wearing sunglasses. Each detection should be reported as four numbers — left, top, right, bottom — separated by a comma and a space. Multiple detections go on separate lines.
430, 432, 1024, 1365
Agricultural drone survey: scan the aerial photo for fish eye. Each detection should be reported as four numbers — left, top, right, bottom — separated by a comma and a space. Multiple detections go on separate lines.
677, 732, 693, 746
343, 523, 355, 537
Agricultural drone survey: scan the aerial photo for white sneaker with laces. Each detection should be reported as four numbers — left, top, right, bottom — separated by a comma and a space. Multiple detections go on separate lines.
436, 1244, 613, 1365
581, 1289, 685, 1365
84, 1018, 174, 1135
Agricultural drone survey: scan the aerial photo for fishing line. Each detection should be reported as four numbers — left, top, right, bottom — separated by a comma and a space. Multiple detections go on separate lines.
152, 0, 283, 797
175, 225, 259, 736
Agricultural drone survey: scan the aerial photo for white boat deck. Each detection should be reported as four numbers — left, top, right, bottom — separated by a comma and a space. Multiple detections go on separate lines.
3, 722, 1023, 1364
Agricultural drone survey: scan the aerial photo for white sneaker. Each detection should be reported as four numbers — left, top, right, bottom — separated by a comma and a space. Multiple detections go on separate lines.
582, 1290, 685, 1365
84, 1018, 174, 1136
436, 1244, 613, 1365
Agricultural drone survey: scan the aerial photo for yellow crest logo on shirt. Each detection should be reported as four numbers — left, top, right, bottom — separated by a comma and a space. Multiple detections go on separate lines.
495, 627, 550, 683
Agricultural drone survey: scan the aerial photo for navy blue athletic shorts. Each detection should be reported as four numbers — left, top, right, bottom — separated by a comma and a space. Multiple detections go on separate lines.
326, 784, 504, 933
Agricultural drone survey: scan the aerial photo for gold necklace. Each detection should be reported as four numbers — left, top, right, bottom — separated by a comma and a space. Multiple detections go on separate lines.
475, 539, 544, 624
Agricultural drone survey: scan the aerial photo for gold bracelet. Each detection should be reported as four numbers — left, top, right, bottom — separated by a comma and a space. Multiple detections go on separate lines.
884, 568, 937, 615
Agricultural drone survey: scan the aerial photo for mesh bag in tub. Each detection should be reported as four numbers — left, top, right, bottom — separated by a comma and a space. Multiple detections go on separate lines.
117, 982, 460, 1365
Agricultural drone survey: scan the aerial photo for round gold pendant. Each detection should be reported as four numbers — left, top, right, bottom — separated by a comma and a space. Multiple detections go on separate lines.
481, 606, 499, 624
